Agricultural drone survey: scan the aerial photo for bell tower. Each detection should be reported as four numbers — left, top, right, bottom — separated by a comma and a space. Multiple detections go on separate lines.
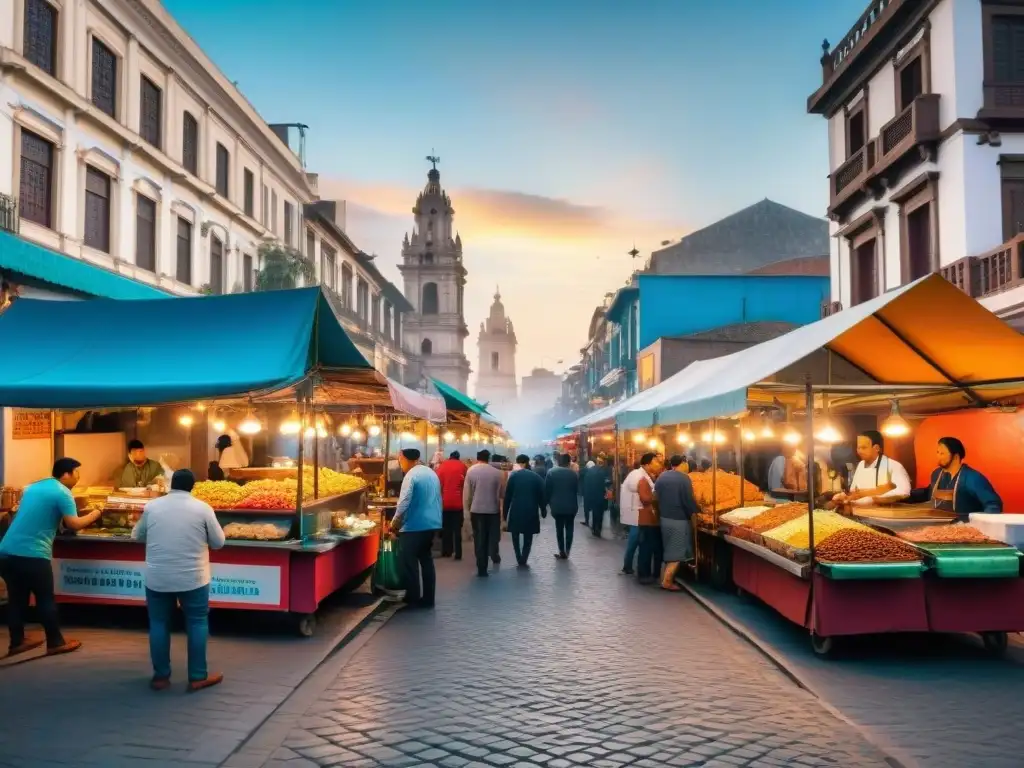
399, 155, 471, 392
475, 287, 518, 416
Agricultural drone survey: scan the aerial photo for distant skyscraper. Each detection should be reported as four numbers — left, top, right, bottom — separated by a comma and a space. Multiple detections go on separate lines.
475, 288, 518, 415
399, 158, 471, 392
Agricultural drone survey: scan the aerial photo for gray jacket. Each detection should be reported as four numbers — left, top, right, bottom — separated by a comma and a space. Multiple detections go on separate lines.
545, 466, 579, 517
464, 462, 505, 514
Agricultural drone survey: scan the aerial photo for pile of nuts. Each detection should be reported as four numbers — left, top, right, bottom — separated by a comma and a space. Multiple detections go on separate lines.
898, 524, 997, 544
814, 529, 921, 563
744, 503, 809, 533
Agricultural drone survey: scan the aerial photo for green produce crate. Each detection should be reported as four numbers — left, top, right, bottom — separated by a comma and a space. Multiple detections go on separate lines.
816, 561, 925, 580
914, 544, 1022, 579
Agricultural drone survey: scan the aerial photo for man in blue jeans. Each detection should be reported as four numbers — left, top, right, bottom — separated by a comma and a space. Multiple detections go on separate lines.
132, 469, 226, 691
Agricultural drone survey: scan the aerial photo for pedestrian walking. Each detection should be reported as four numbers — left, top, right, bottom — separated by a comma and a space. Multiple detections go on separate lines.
0, 458, 100, 658
436, 450, 468, 560
503, 454, 547, 567
618, 454, 658, 575
580, 460, 594, 527
464, 449, 505, 577
582, 456, 609, 537
654, 455, 698, 591
545, 454, 580, 559
635, 454, 664, 585
132, 469, 226, 691
391, 449, 443, 608
532, 455, 548, 481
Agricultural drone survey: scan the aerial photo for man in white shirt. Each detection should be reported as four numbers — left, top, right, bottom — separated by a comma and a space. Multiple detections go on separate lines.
132, 469, 226, 692
833, 430, 911, 507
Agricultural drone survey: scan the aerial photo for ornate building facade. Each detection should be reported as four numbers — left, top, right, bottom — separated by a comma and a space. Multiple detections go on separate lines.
474, 288, 518, 415
398, 160, 470, 392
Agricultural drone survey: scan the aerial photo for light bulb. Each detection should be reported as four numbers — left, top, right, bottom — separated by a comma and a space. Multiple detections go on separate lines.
212, 419, 226, 433
194, 402, 207, 412
369, 424, 381, 437
473, 431, 481, 440
676, 432, 690, 445
238, 413, 262, 435
760, 424, 775, 439
814, 423, 843, 444
603, 433, 613, 441
444, 431, 455, 442
339, 423, 352, 436
304, 426, 316, 438
178, 414, 194, 427
783, 429, 801, 446
462, 433, 471, 442
280, 411, 302, 435
742, 429, 756, 442
647, 438, 658, 449
881, 400, 911, 437
351, 430, 364, 441
427, 433, 438, 444
632, 433, 646, 444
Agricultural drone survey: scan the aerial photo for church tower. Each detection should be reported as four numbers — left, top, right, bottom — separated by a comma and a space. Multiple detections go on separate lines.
399, 156, 471, 392
474, 288, 518, 415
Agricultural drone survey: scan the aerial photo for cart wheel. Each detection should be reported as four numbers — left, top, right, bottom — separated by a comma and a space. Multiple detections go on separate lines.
810, 633, 835, 658
296, 613, 317, 638
981, 631, 1008, 657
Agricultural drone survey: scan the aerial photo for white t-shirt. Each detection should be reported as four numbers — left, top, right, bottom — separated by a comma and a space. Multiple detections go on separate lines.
849, 456, 911, 505
132, 490, 227, 593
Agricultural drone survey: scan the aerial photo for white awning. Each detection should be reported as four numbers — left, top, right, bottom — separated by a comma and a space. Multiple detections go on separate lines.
614, 274, 1024, 428
386, 378, 447, 423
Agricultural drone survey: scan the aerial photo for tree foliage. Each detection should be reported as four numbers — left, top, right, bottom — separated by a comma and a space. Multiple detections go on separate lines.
254, 243, 317, 291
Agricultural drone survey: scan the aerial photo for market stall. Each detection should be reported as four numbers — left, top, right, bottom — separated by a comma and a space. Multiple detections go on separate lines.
598, 275, 1024, 655
0, 287, 446, 634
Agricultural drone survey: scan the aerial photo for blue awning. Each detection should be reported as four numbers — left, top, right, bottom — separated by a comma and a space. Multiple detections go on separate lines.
0, 287, 372, 408
0, 231, 171, 300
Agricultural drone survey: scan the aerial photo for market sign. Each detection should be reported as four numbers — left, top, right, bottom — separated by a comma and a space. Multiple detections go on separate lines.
52, 559, 283, 608
11, 409, 51, 440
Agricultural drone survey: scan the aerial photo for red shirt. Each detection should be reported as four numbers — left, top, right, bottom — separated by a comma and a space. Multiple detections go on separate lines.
436, 458, 468, 511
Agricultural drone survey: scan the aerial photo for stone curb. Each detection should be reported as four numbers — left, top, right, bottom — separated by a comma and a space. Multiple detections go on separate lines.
678, 579, 921, 768
220, 601, 400, 768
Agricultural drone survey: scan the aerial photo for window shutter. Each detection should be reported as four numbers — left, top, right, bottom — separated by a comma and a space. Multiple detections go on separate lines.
19, 131, 53, 227
84, 167, 111, 252
136, 195, 157, 271
91, 38, 117, 118
182, 112, 198, 174
139, 76, 162, 148
176, 217, 192, 285
24, 0, 58, 75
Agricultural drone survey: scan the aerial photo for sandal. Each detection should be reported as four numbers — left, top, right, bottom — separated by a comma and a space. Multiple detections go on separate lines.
187, 672, 224, 692
660, 583, 682, 592
46, 640, 82, 656
5, 637, 45, 658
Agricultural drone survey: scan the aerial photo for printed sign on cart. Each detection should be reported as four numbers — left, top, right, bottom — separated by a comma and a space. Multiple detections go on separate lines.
52, 560, 282, 606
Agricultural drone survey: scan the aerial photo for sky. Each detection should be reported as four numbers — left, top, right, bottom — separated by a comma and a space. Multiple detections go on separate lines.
164, 0, 867, 390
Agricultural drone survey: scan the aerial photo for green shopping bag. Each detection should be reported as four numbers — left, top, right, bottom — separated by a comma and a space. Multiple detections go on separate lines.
373, 537, 404, 594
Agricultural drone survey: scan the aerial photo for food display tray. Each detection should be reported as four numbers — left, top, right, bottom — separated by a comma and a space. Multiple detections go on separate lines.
816, 561, 925, 580
912, 543, 1022, 579
724, 535, 810, 579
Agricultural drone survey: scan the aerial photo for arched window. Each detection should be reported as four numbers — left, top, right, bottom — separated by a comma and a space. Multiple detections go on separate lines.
421, 338, 433, 355
422, 282, 439, 314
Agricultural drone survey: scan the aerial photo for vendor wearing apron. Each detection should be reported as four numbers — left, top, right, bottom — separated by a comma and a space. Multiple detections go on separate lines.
908, 437, 1002, 521
832, 430, 912, 507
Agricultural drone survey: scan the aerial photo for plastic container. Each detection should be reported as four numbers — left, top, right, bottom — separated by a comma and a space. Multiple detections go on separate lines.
816, 561, 925, 580
915, 542, 1022, 579
969, 513, 1024, 549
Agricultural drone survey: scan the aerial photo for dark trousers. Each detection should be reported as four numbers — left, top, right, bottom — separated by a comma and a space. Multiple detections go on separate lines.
554, 515, 575, 555
638, 525, 664, 581
471, 514, 501, 575
588, 503, 606, 538
440, 509, 464, 558
398, 530, 437, 605
0, 554, 65, 649
511, 533, 534, 564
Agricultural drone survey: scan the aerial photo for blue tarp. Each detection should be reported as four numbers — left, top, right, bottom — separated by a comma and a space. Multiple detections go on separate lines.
0, 287, 371, 408
0, 231, 171, 300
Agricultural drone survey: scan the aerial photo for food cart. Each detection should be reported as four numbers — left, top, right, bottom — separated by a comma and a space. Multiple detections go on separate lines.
579, 275, 1024, 656
0, 287, 446, 635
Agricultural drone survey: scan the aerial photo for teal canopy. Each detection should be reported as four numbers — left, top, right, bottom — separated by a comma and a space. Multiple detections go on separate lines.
431, 378, 489, 415
0, 287, 371, 408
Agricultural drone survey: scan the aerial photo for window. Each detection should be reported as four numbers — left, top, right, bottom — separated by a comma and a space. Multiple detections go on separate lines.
371, 294, 380, 332
321, 244, 336, 291
421, 338, 432, 355
897, 56, 924, 111
24, 0, 57, 75
395, 311, 402, 346
992, 14, 1024, 84
846, 101, 866, 157
283, 201, 293, 245
424, 251, 434, 264
243, 253, 253, 292
215, 143, 229, 198
176, 217, 192, 285
1001, 157, 1024, 240
384, 301, 392, 339
210, 236, 224, 294
270, 190, 278, 233
139, 76, 162, 148
895, 173, 939, 283
19, 130, 53, 227
182, 112, 198, 174
91, 38, 117, 118
135, 194, 157, 272
341, 264, 353, 308
306, 229, 315, 260
983, 9, 1024, 115
357, 279, 369, 323
83, 166, 111, 252
243, 168, 254, 217
491, 351, 499, 370
422, 282, 439, 314
261, 184, 268, 226
842, 211, 883, 306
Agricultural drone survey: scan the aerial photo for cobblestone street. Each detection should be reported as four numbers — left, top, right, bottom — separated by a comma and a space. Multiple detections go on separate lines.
233, 525, 892, 768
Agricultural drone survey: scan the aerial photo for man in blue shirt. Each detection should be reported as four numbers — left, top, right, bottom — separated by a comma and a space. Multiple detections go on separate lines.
0, 458, 102, 657
391, 449, 442, 609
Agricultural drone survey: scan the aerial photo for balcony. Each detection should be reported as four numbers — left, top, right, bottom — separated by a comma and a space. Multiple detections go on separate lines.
941, 234, 1024, 299
0, 194, 17, 234
821, 300, 843, 318
821, 0, 900, 83
871, 94, 940, 180
830, 143, 875, 213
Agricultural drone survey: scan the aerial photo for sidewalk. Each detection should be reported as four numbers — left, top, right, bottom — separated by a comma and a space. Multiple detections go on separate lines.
0, 590, 381, 768
231, 523, 893, 767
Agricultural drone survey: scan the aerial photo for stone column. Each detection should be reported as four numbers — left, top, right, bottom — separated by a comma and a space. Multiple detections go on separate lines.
126, 35, 140, 132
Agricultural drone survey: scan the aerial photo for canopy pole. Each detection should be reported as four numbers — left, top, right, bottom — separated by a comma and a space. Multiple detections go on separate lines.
296, 395, 306, 539
313, 406, 320, 500
423, 419, 429, 462
382, 413, 392, 498
711, 417, 718, 525
737, 418, 744, 508
805, 376, 816, 564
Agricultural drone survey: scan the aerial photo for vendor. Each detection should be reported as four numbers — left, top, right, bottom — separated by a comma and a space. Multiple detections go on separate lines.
118, 439, 163, 488
832, 430, 911, 507
907, 437, 1002, 520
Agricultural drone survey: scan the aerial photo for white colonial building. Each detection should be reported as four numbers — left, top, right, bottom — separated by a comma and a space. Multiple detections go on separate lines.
813, 0, 1024, 327
474, 288, 518, 415
398, 161, 471, 392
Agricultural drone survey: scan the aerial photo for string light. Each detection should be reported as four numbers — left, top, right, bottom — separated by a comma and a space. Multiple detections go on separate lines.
339, 423, 352, 436
632, 433, 646, 444
351, 429, 364, 441
178, 414, 194, 427
280, 411, 302, 435
646, 438, 658, 450
676, 432, 690, 445
444, 431, 456, 442
742, 429, 757, 442
238, 412, 262, 435
369, 424, 381, 437
212, 418, 226, 433
782, 427, 801, 446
